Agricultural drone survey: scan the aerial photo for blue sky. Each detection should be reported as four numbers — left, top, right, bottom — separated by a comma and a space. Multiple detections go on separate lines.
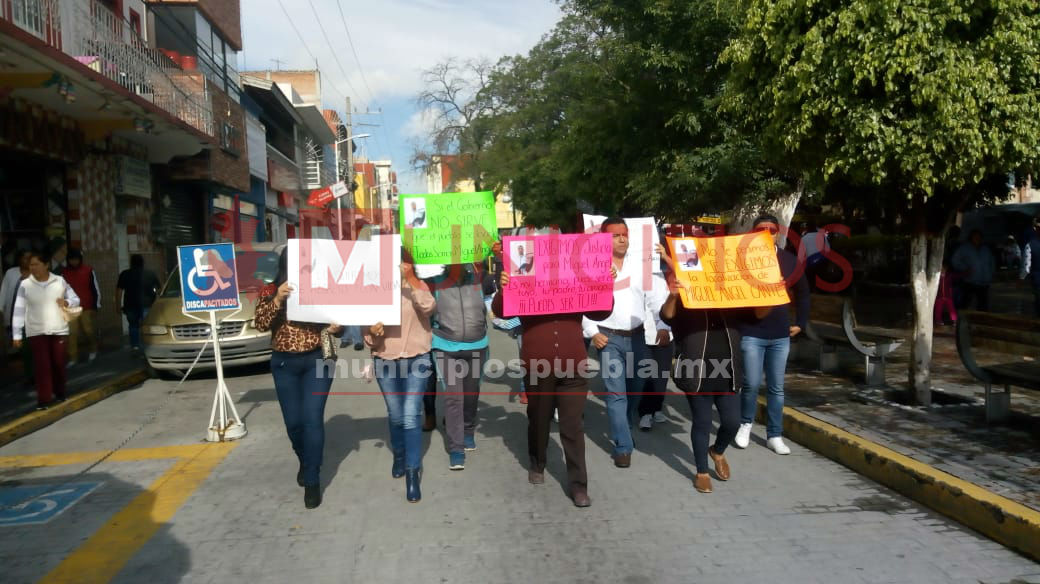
239, 0, 563, 192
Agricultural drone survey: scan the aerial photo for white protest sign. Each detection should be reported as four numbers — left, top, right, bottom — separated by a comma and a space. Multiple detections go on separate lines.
287, 236, 402, 326
582, 214, 663, 276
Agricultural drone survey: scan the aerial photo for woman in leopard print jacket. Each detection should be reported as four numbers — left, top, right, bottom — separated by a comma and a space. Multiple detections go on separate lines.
255, 248, 342, 510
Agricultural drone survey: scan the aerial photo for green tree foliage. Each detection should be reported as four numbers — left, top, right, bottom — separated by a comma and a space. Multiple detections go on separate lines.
477, 1, 796, 227
721, 0, 1040, 398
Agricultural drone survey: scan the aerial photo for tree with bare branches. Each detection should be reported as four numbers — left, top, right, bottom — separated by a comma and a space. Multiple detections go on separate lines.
412, 58, 496, 191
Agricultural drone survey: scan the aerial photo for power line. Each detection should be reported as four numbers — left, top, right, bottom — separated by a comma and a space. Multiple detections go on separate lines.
273, 0, 348, 104
335, 0, 376, 104
304, 0, 365, 106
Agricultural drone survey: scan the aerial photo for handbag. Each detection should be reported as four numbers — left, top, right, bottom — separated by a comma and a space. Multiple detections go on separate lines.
61, 305, 83, 323
320, 327, 338, 361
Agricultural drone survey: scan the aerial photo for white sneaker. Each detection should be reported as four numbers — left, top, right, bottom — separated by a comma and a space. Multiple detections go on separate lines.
553, 410, 559, 423
653, 411, 667, 423
734, 423, 752, 448
638, 414, 653, 431
767, 437, 791, 455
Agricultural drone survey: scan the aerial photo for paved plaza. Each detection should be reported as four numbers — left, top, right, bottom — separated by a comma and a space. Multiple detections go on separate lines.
1, 332, 1039, 584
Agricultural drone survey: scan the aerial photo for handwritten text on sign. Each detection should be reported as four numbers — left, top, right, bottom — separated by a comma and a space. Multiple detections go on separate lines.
288, 236, 402, 325
667, 232, 789, 309
399, 191, 498, 264
503, 233, 614, 316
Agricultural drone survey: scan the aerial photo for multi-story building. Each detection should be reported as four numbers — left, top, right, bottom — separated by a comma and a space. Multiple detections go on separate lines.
0, 0, 238, 346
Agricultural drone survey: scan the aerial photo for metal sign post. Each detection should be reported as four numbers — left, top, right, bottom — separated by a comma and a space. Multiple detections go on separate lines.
176, 243, 247, 442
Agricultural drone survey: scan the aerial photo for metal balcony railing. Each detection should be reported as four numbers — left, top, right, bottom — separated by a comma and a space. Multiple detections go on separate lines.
3, 0, 214, 137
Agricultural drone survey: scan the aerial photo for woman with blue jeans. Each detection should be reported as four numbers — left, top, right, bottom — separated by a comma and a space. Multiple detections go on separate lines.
734, 215, 810, 455
255, 249, 342, 509
366, 254, 436, 502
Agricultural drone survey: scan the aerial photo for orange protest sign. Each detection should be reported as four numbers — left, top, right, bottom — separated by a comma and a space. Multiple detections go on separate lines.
667, 232, 790, 309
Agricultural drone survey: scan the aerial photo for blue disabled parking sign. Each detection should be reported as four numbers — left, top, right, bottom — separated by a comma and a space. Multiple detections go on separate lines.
0, 482, 103, 526
178, 243, 240, 313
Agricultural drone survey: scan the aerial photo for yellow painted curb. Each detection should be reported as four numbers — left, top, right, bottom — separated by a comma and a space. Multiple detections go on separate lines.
756, 397, 1040, 562
0, 369, 148, 448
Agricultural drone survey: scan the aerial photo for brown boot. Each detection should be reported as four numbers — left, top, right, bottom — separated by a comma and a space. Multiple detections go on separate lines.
708, 447, 730, 481
694, 473, 713, 493
422, 413, 436, 432
528, 469, 545, 484
571, 488, 591, 507
613, 453, 631, 468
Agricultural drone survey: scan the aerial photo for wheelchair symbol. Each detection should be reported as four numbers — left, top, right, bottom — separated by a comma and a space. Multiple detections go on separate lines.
0, 488, 73, 524
188, 248, 233, 296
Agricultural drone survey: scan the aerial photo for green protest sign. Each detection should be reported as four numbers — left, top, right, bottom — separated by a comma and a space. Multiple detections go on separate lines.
399, 191, 499, 264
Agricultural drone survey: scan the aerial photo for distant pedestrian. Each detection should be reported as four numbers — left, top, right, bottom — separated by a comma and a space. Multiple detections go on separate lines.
660, 271, 743, 494
11, 252, 80, 409
951, 229, 995, 312
1, 250, 33, 378
1001, 235, 1022, 271
254, 248, 342, 509
366, 250, 436, 503
735, 215, 810, 456
62, 249, 102, 365
47, 237, 67, 273
116, 255, 160, 351
1020, 216, 1040, 316
935, 261, 957, 326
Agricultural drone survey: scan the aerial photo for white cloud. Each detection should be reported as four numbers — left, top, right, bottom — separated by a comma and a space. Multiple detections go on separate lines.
241, 0, 561, 106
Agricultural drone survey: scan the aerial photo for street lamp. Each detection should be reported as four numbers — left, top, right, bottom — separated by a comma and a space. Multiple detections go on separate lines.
333, 132, 371, 239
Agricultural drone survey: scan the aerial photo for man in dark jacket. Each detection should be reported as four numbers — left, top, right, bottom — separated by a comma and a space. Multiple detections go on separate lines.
116, 254, 160, 351
734, 215, 810, 455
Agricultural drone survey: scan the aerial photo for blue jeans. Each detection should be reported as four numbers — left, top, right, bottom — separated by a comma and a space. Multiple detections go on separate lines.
740, 336, 790, 439
125, 307, 149, 349
375, 353, 432, 470
340, 325, 362, 346
271, 349, 334, 486
599, 330, 647, 456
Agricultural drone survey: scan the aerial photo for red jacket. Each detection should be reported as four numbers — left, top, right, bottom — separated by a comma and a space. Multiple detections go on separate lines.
62, 264, 101, 310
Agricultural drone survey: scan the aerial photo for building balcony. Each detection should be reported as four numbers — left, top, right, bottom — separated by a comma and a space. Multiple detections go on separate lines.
1, 0, 214, 141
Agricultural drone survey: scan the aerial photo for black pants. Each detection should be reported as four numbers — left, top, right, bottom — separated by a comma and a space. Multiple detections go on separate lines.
958, 283, 990, 312
684, 392, 741, 474
638, 344, 672, 416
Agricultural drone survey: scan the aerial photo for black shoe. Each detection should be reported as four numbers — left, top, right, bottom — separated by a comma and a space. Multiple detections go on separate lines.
354, 342, 364, 351
405, 468, 422, 503
35, 403, 50, 411
304, 485, 322, 509
297, 464, 305, 487
392, 453, 405, 479
55, 396, 67, 403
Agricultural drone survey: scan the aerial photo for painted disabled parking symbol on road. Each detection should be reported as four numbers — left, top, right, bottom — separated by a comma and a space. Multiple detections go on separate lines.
0, 482, 103, 526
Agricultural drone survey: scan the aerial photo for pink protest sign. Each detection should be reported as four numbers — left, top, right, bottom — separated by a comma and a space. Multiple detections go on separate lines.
503, 233, 614, 315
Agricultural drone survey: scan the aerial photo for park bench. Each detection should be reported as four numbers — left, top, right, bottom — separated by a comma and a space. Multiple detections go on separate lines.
799, 292, 909, 387
955, 311, 1040, 423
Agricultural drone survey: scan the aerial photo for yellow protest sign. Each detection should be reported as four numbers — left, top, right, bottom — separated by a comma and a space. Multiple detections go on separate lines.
667, 232, 790, 309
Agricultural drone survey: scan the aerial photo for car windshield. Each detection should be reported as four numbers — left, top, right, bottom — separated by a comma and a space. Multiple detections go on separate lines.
161, 250, 281, 298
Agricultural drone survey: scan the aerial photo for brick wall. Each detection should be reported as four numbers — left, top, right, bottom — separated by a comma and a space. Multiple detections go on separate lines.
198, 0, 241, 50
164, 84, 249, 192
210, 87, 249, 192
147, 0, 241, 50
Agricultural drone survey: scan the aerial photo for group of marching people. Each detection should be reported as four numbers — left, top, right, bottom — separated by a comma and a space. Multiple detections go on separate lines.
256, 214, 808, 510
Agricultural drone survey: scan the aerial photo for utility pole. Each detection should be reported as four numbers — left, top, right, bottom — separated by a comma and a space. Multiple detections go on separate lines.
345, 96, 354, 230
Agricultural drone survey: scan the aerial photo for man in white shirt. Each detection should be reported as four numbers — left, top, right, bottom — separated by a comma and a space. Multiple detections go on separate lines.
583, 218, 657, 468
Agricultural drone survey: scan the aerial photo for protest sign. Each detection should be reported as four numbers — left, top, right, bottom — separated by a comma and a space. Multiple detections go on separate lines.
287, 236, 402, 325
502, 233, 614, 316
399, 191, 498, 264
582, 215, 662, 285
667, 232, 790, 309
